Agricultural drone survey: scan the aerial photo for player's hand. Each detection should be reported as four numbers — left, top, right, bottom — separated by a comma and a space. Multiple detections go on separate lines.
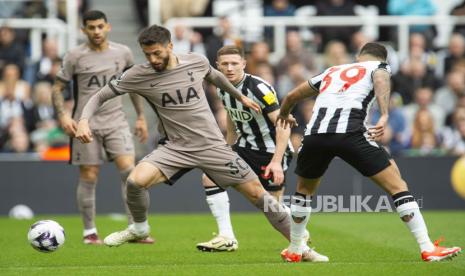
368, 115, 388, 141
264, 161, 284, 185
276, 114, 298, 129
75, 119, 93, 143
58, 114, 77, 137
134, 116, 148, 143
240, 95, 261, 113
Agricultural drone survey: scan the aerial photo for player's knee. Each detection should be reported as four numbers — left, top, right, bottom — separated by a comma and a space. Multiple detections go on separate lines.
127, 170, 151, 189
79, 166, 99, 183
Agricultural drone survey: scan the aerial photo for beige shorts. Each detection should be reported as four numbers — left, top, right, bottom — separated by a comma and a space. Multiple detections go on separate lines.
70, 123, 134, 165
140, 144, 257, 188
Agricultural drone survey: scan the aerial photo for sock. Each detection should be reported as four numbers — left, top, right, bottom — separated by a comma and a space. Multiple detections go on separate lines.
204, 186, 235, 239
126, 180, 150, 228
289, 192, 312, 254
130, 220, 149, 235
77, 179, 97, 233
119, 167, 134, 225
393, 191, 434, 252
83, 227, 97, 237
254, 193, 290, 240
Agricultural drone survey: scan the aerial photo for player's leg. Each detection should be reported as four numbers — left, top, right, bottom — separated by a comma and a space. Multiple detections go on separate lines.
113, 154, 156, 245
71, 134, 104, 244
77, 164, 101, 244
104, 161, 168, 246
370, 159, 461, 261
281, 134, 333, 262
341, 132, 461, 261
114, 154, 135, 224
196, 174, 237, 252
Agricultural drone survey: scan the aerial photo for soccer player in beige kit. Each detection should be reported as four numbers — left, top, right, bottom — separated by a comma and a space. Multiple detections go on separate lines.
52, 10, 153, 244
74, 25, 310, 256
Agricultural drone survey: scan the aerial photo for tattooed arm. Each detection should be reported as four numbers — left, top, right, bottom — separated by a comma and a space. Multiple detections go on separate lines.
52, 79, 76, 137
369, 69, 391, 141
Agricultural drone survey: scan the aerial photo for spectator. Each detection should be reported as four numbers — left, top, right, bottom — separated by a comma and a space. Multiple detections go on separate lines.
160, 0, 209, 23
387, 0, 436, 39
451, 1, 465, 37
442, 107, 465, 156
434, 70, 465, 117
0, 26, 25, 76
314, 0, 360, 51
276, 30, 316, 77
245, 41, 272, 76
171, 23, 206, 55
30, 82, 55, 131
0, 64, 31, 102
254, 62, 276, 88
205, 17, 242, 65
402, 87, 446, 135
263, 0, 297, 42
392, 58, 440, 104
407, 32, 437, 70
25, 39, 60, 85
277, 62, 308, 100
322, 40, 352, 69
408, 109, 440, 155
436, 33, 465, 78
370, 93, 406, 155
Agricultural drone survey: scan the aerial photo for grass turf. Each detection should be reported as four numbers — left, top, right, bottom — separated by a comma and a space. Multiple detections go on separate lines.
0, 212, 464, 275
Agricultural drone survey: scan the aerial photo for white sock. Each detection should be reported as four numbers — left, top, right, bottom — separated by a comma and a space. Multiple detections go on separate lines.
131, 221, 149, 235
83, 227, 97, 237
206, 191, 235, 239
289, 195, 312, 254
396, 201, 434, 252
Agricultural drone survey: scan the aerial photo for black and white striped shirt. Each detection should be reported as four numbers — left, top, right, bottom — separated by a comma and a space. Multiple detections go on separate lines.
306, 61, 391, 135
218, 74, 287, 154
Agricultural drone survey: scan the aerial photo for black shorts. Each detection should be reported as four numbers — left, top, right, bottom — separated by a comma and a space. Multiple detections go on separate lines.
295, 132, 391, 179
233, 145, 292, 191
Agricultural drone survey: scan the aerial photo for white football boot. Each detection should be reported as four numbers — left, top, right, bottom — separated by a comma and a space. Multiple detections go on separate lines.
196, 235, 238, 252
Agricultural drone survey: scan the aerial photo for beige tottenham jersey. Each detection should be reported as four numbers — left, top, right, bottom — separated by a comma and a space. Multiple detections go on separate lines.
57, 41, 134, 129
108, 53, 226, 151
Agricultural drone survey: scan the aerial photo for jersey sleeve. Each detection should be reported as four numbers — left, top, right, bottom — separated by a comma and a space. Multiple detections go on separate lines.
108, 66, 137, 95
198, 54, 212, 77
308, 71, 325, 92
124, 46, 135, 69
250, 80, 280, 114
371, 62, 392, 78
56, 51, 76, 83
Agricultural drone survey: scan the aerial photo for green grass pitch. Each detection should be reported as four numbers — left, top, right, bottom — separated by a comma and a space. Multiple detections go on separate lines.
0, 212, 464, 275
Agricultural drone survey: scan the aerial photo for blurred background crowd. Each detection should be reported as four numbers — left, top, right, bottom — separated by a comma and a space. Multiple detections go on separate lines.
1, 0, 465, 159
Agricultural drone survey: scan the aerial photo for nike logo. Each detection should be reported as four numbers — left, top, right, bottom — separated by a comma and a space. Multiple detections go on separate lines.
150, 82, 160, 87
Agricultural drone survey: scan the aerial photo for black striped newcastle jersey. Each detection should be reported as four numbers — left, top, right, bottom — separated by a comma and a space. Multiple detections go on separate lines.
306, 61, 391, 135
217, 74, 282, 154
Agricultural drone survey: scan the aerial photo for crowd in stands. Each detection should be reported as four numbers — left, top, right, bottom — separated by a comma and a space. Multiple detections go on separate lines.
1, 0, 465, 159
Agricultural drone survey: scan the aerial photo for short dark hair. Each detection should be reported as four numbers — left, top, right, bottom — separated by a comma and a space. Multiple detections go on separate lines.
138, 25, 171, 46
359, 42, 387, 61
217, 45, 245, 59
82, 10, 107, 26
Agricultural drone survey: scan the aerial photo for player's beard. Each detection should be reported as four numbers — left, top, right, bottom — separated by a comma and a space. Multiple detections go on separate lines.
152, 55, 170, 72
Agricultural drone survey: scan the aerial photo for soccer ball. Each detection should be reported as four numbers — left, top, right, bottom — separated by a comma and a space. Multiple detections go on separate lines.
27, 220, 65, 253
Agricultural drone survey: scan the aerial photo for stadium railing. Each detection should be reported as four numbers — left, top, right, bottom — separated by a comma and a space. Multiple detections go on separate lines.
164, 15, 465, 63
0, 0, 78, 62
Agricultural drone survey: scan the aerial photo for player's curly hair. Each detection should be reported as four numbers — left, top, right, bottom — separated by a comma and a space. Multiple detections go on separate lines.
138, 25, 171, 46
359, 42, 387, 61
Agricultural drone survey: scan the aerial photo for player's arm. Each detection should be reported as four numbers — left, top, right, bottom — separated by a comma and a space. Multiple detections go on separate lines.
369, 69, 391, 141
264, 109, 291, 185
75, 85, 120, 143
225, 114, 237, 145
129, 94, 148, 143
205, 68, 261, 113
278, 81, 318, 128
52, 77, 77, 137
